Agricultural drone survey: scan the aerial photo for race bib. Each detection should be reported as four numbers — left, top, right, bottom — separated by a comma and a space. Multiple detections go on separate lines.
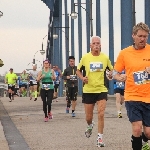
133, 71, 150, 85
56, 80, 60, 84
22, 82, 28, 85
70, 75, 77, 80
8, 84, 12, 87
90, 62, 103, 72
31, 80, 37, 84
42, 84, 50, 90
116, 81, 125, 88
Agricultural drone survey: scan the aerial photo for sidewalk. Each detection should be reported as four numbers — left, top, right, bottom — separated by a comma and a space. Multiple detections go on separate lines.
0, 121, 9, 150
0, 96, 133, 150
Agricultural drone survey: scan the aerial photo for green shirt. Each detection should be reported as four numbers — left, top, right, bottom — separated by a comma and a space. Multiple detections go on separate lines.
21, 73, 28, 83
5, 73, 18, 85
41, 69, 54, 89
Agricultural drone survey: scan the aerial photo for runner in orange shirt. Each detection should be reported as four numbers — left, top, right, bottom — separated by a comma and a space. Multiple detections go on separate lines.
113, 22, 150, 150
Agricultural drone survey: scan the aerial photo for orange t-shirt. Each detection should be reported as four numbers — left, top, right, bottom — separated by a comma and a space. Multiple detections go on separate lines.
114, 44, 150, 103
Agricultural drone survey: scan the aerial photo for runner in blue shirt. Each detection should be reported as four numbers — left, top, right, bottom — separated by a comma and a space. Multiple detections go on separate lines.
113, 70, 125, 118
53, 65, 61, 100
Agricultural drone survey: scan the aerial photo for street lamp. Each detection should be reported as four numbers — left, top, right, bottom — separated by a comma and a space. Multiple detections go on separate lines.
53, 27, 69, 39
70, 1, 93, 37
0, 59, 4, 67
33, 50, 45, 64
26, 60, 43, 71
71, 3, 86, 20
33, 35, 47, 64
0, 11, 3, 18
53, 28, 68, 40
70, 12, 77, 19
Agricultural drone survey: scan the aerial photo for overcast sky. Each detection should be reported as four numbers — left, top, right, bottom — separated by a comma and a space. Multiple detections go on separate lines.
0, 0, 144, 75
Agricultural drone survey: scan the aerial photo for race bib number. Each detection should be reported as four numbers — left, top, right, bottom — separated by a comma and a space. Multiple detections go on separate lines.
31, 80, 37, 84
42, 84, 50, 90
56, 80, 60, 84
133, 71, 150, 85
90, 62, 103, 72
22, 82, 28, 85
116, 81, 125, 88
70, 75, 77, 80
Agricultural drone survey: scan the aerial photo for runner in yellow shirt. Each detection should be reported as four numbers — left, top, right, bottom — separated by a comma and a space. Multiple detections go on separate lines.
76, 36, 113, 148
5, 68, 18, 102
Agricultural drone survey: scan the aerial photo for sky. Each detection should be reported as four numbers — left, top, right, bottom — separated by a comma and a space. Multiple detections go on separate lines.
0, 0, 145, 75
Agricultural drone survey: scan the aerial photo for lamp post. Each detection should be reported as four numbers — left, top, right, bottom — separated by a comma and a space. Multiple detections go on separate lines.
53, 26, 70, 68
0, 11, 3, 18
33, 50, 45, 64
53, 27, 69, 39
26, 60, 43, 71
33, 35, 47, 64
70, 1, 93, 37
0, 59, 4, 67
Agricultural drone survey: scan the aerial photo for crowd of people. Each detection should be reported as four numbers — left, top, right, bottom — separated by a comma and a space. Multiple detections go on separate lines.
4, 22, 150, 150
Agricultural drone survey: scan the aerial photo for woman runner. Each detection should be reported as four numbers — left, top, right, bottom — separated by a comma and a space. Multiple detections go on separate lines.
37, 59, 56, 122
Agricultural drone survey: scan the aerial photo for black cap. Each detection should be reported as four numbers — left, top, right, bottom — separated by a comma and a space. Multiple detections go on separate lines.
10, 68, 13, 70
68, 56, 75, 60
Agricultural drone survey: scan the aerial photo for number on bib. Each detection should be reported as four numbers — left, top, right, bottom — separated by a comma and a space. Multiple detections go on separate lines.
116, 82, 125, 88
42, 84, 50, 90
31, 80, 37, 84
56, 81, 60, 84
70, 75, 77, 80
90, 62, 103, 72
133, 71, 150, 85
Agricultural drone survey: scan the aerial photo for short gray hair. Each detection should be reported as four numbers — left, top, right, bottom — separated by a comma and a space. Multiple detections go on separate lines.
90, 36, 101, 43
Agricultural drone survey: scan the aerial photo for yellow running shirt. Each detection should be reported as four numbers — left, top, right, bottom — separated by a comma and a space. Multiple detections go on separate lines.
5, 73, 18, 85
77, 52, 113, 93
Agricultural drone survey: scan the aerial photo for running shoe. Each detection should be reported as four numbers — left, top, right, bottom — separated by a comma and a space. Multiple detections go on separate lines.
48, 112, 53, 119
66, 107, 69, 113
72, 112, 76, 117
97, 137, 105, 147
118, 113, 122, 118
142, 142, 150, 150
85, 122, 94, 138
34, 98, 37, 101
44, 117, 48, 122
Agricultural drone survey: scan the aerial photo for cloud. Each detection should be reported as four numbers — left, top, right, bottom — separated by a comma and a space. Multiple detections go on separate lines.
0, 0, 145, 74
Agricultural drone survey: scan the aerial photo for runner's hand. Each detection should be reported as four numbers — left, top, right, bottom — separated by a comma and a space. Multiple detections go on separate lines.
118, 74, 126, 82
51, 76, 55, 80
82, 76, 88, 84
145, 67, 150, 74
66, 76, 70, 79
41, 74, 45, 78
106, 69, 113, 80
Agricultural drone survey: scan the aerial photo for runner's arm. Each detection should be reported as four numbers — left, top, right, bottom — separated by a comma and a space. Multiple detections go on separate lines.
37, 71, 42, 81
51, 69, 56, 81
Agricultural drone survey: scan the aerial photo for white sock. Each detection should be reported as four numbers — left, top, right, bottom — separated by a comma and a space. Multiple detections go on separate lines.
89, 123, 93, 128
98, 133, 103, 139
118, 111, 121, 114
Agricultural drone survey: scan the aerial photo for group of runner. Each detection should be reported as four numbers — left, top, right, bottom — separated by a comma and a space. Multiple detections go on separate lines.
4, 22, 150, 149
